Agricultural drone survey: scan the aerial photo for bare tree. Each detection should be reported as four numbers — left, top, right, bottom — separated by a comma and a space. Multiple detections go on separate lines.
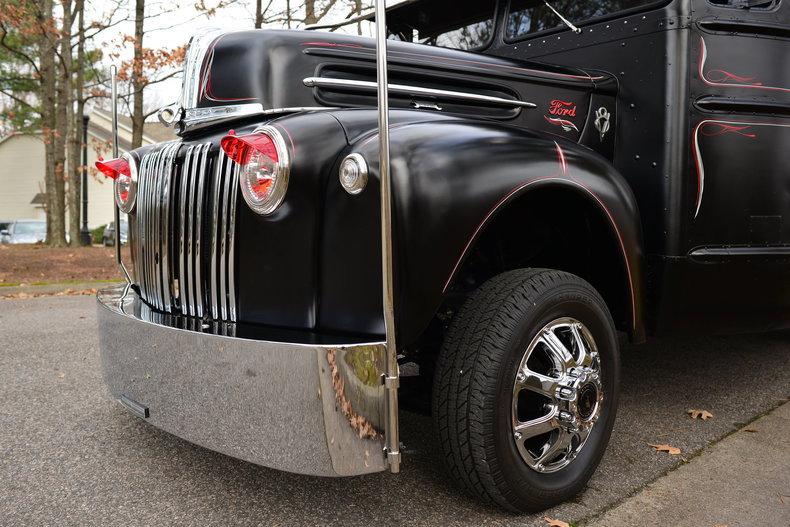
39, 0, 68, 246
131, 0, 144, 148
67, 0, 85, 244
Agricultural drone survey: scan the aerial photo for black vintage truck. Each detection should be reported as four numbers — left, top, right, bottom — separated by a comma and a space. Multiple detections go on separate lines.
95, 0, 789, 512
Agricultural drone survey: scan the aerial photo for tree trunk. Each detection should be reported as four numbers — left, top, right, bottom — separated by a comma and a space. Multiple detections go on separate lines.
131, 0, 145, 149
355, 0, 363, 35
305, 0, 316, 25
37, 0, 62, 245
255, 0, 263, 28
49, 0, 71, 247
68, 0, 85, 245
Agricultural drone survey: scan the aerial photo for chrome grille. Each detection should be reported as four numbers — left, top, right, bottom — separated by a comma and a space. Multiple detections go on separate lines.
131, 141, 239, 321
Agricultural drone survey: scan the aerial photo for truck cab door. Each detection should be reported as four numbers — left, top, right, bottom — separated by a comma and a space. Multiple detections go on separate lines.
675, 0, 790, 334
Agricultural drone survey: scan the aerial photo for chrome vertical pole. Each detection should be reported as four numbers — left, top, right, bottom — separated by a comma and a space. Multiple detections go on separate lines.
111, 65, 131, 283
375, 0, 400, 473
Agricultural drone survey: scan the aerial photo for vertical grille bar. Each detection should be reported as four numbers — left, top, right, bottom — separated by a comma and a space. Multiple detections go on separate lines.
160, 143, 177, 311
178, 146, 194, 315
219, 155, 233, 321
209, 153, 224, 319
185, 145, 200, 316
193, 144, 210, 318
132, 155, 146, 298
144, 147, 159, 308
152, 146, 165, 309
227, 163, 239, 322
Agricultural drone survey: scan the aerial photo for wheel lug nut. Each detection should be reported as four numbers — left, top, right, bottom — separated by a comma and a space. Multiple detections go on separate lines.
514, 432, 522, 441
559, 387, 574, 399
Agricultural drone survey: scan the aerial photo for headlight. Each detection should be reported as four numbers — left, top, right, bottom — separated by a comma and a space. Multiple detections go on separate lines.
220, 125, 290, 216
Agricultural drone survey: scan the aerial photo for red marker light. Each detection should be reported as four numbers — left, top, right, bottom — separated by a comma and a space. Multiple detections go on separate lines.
220, 132, 279, 166
95, 157, 131, 180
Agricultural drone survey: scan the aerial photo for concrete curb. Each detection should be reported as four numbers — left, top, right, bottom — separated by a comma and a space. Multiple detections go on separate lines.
582, 401, 790, 527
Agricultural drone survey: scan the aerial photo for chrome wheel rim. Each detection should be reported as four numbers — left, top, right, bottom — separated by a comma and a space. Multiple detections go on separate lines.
511, 317, 603, 473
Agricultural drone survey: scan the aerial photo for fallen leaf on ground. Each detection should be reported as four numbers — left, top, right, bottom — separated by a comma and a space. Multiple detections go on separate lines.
543, 517, 570, 527
649, 443, 681, 455
779, 494, 788, 504
743, 428, 758, 433
688, 409, 713, 420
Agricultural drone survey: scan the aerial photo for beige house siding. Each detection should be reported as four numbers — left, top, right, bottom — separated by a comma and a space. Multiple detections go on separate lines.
0, 132, 116, 229
0, 109, 175, 230
0, 134, 47, 222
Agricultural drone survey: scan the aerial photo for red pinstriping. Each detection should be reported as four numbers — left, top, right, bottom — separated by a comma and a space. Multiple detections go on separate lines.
442, 142, 637, 330
698, 36, 789, 93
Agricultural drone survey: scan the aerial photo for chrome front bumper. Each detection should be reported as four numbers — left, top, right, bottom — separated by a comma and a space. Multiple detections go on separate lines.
97, 284, 388, 476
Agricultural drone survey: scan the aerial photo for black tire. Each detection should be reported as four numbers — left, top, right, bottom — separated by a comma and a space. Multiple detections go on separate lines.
433, 269, 620, 512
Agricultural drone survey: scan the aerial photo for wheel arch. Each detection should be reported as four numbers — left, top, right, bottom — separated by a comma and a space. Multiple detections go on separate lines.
349, 117, 646, 348
442, 181, 642, 340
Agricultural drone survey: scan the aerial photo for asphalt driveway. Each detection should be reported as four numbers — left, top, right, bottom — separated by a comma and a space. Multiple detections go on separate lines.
1, 296, 788, 526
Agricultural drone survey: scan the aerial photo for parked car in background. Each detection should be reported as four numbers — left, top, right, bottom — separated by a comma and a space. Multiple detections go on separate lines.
0, 220, 46, 244
102, 220, 128, 246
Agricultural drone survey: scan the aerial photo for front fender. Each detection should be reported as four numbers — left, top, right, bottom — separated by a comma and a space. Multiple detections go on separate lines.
352, 118, 645, 344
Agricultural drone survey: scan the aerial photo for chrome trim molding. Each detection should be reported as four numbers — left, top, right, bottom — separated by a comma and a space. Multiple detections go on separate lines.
181, 28, 227, 111
180, 103, 265, 133
97, 284, 388, 477
303, 76, 538, 109
179, 105, 336, 134
690, 246, 790, 258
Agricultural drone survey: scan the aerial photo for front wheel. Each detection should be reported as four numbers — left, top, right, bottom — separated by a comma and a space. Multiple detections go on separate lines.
433, 269, 620, 512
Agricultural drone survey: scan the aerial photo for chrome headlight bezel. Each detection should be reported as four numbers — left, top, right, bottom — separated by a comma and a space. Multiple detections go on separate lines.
234, 125, 291, 216
114, 152, 138, 214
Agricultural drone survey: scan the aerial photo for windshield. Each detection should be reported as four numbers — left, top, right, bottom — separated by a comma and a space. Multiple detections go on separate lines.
506, 0, 665, 40
14, 221, 46, 235
386, 0, 497, 50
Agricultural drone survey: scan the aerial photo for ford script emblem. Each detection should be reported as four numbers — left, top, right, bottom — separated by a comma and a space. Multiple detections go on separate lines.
549, 99, 578, 117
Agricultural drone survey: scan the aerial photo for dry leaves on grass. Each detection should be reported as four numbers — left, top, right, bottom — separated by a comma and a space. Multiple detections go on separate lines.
1, 288, 97, 300
688, 409, 714, 420
649, 443, 682, 455
543, 517, 570, 527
